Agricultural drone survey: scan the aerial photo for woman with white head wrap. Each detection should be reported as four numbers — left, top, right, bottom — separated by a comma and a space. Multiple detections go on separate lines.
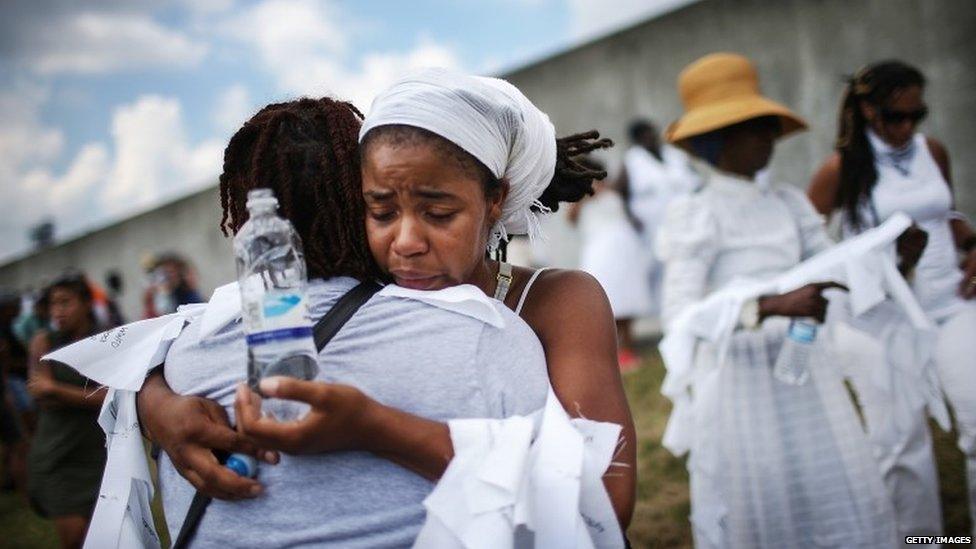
358, 68, 636, 529
116, 72, 635, 547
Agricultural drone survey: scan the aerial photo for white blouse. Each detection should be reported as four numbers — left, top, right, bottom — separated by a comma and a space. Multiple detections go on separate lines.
657, 169, 832, 328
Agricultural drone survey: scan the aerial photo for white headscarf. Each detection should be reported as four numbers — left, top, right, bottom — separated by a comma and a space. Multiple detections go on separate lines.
359, 68, 557, 249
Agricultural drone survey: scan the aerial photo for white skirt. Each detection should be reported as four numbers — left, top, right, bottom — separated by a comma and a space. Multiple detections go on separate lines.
688, 319, 898, 548
578, 192, 653, 319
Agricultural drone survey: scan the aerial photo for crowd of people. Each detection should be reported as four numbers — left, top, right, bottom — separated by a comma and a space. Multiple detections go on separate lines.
0, 255, 204, 547
0, 51, 973, 548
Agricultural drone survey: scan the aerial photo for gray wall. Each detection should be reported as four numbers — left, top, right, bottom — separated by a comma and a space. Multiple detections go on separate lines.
505, 0, 976, 266
2, 0, 974, 315
0, 188, 235, 319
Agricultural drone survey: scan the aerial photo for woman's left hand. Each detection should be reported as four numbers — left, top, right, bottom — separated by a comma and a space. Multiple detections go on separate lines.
960, 249, 976, 299
234, 378, 379, 455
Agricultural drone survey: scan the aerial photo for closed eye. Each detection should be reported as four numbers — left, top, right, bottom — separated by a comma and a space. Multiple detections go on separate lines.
368, 210, 396, 222
426, 211, 457, 221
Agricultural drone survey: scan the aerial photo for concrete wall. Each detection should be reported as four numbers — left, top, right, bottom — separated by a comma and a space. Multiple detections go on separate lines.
2, 0, 974, 314
506, 0, 976, 266
0, 188, 235, 319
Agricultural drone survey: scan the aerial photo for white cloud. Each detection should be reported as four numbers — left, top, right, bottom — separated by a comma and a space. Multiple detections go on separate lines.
213, 84, 254, 135
0, 83, 65, 173
101, 95, 221, 216
220, 0, 460, 109
221, 0, 347, 71
568, 0, 699, 41
0, 94, 222, 260
30, 12, 208, 74
328, 38, 461, 109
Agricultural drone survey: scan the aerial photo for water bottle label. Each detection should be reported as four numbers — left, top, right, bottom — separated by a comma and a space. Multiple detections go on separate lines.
243, 289, 310, 334
246, 326, 313, 346
788, 321, 817, 344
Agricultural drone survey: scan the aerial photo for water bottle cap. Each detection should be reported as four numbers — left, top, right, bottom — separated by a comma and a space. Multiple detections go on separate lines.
225, 453, 258, 478
246, 188, 278, 211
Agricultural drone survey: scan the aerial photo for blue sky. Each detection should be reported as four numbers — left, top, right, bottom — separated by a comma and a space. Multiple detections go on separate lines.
0, 0, 695, 262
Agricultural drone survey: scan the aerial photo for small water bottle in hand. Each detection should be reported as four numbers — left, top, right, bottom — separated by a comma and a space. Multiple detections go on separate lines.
773, 319, 818, 385
234, 188, 318, 421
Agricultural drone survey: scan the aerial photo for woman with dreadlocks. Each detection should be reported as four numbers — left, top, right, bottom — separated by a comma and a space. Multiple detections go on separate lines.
809, 59, 976, 539
130, 96, 552, 547
237, 68, 634, 533
131, 84, 631, 546
657, 53, 897, 548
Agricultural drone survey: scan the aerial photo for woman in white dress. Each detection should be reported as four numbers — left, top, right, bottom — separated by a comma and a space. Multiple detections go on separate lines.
568, 157, 651, 371
620, 120, 700, 317
658, 52, 897, 548
809, 59, 976, 539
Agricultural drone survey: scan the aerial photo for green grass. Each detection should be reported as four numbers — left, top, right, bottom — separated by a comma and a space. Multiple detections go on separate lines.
2, 347, 971, 547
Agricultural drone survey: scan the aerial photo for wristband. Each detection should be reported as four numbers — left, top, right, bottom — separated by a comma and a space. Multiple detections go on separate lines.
739, 298, 761, 330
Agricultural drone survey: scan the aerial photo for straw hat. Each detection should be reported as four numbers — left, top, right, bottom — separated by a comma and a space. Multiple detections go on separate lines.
665, 52, 807, 144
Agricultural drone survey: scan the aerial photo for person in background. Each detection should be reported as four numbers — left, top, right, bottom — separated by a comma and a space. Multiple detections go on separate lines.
568, 157, 651, 371
808, 59, 976, 540
26, 274, 107, 549
102, 270, 126, 327
142, 253, 203, 318
619, 119, 700, 321
6, 291, 38, 436
657, 52, 897, 548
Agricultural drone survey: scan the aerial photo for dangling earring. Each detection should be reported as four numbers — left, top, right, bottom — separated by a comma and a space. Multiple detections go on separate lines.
493, 240, 508, 263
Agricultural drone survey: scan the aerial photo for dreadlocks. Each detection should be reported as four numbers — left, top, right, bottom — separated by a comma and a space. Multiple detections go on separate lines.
361, 125, 613, 213
835, 60, 925, 229
218, 97, 382, 281
535, 130, 614, 212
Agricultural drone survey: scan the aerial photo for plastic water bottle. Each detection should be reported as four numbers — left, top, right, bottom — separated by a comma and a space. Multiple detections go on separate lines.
773, 319, 817, 385
234, 188, 318, 421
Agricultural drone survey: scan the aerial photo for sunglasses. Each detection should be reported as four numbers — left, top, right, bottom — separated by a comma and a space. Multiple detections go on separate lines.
880, 106, 928, 125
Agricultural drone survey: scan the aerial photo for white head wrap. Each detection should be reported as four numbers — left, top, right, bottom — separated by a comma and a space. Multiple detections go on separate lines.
359, 68, 558, 249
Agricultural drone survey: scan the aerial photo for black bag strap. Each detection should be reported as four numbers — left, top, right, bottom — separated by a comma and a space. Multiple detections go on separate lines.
313, 281, 382, 350
172, 281, 381, 549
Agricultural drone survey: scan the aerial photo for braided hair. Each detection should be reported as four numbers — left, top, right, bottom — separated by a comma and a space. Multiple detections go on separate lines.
536, 130, 614, 212
361, 125, 613, 213
218, 97, 382, 281
835, 60, 925, 228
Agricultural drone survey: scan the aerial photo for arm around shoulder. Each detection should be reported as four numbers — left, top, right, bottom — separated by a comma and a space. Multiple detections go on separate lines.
520, 269, 637, 528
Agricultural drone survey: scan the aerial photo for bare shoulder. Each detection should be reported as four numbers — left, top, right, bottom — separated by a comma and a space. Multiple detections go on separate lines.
925, 136, 949, 160
925, 136, 951, 176
807, 152, 842, 215
529, 269, 609, 310
519, 268, 614, 342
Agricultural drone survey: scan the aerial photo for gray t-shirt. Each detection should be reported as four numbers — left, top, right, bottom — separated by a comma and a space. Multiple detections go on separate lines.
159, 277, 549, 548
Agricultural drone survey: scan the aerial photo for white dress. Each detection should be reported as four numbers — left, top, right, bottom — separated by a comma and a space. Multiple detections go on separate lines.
577, 189, 652, 319
657, 169, 897, 548
847, 131, 976, 538
624, 145, 701, 315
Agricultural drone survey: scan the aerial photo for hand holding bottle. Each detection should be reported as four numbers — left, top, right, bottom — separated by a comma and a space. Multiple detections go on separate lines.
758, 282, 847, 323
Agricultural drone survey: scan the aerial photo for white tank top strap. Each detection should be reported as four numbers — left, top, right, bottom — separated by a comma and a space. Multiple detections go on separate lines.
515, 267, 550, 316
493, 261, 514, 301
